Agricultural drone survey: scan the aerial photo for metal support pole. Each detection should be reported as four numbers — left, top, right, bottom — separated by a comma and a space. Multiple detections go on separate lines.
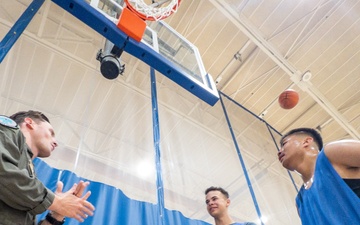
219, 92, 264, 225
150, 67, 166, 225
0, 0, 45, 63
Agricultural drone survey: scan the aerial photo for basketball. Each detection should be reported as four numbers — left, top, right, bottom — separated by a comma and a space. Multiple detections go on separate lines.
278, 89, 299, 109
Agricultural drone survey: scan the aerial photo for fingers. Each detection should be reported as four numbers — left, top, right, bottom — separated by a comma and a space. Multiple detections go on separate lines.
73, 198, 95, 222
75, 212, 87, 223
62, 197, 95, 222
81, 191, 91, 200
83, 200, 95, 215
75, 190, 95, 219
81, 192, 95, 215
74, 214, 85, 223
73, 180, 90, 197
55, 181, 64, 194
66, 183, 78, 195
74, 213, 89, 223
54, 180, 95, 221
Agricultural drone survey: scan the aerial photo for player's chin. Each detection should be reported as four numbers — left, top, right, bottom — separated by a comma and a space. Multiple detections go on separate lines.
38, 149, 52, 158
281, 160, 289, 169
209, 209, 218, 216
282, 161, 294, 171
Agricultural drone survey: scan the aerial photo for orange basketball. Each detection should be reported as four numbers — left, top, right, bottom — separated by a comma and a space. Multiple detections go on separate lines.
278, 89, 299, 109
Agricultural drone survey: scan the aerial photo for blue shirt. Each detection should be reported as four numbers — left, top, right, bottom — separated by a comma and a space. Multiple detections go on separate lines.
296, 150, 360, 224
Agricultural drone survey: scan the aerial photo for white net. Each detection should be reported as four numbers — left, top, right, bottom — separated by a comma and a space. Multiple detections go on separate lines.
126, 0, 180, 21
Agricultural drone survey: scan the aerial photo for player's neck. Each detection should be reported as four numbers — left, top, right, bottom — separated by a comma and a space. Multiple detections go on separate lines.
20, 128, 39, 159
214, 214, 234, 225
298, 153, 317, 184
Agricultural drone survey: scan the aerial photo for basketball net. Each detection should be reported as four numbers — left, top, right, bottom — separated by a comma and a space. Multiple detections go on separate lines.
125, 0, 181, 21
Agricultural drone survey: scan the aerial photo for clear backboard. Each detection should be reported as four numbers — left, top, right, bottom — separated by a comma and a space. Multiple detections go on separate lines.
52, 0, 219, 105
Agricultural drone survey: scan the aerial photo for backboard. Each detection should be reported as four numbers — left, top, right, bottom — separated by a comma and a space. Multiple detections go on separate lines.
52, 0, 219, 105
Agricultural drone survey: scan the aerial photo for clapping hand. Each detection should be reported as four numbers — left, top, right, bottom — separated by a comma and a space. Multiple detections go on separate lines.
49, 180, 95, 222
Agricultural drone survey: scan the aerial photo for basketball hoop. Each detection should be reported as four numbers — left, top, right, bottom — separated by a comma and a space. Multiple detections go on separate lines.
124, 0, 181, 21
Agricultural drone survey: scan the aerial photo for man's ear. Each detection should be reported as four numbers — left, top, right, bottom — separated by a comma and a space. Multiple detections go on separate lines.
226, 198, 231, 207
24, 117, 34, 129
303, 136, 314, 148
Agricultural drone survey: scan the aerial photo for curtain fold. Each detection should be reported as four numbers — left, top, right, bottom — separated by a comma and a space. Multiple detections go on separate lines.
34, 158, 210, 225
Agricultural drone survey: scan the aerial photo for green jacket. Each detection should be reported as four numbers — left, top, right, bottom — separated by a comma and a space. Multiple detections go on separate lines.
0, 116, 55, 225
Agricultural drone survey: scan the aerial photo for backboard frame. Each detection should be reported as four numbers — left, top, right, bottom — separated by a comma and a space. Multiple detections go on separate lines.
51, 0, 219, 105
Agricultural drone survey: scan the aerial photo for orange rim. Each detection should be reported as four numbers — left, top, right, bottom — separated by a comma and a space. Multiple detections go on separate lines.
124, 0, 181, 21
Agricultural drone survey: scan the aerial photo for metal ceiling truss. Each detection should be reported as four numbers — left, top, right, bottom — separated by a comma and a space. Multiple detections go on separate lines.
209, 0, 360, 139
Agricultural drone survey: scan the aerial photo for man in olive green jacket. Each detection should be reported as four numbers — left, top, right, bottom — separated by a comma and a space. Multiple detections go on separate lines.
0, 110, 95, 225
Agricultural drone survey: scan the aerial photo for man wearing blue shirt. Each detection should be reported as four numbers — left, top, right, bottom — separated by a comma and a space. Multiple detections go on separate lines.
205, 186, 256, 225
278, 127, 360, 224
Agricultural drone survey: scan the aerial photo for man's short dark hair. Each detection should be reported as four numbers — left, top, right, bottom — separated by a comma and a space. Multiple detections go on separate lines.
10, 110, 50, 125
280, 127, 323, 150
205, 186, 229, 199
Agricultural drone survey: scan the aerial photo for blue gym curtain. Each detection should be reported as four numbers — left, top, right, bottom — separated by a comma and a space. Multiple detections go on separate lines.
34, 158, 210, 225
